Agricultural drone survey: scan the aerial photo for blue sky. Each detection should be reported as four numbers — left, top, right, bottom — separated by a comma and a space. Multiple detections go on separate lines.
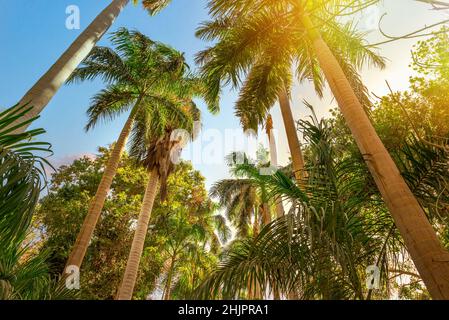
0, 0, 447, 189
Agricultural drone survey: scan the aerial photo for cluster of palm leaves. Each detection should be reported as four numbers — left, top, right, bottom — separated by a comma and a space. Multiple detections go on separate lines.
0, 104, 75, 299
197, 105, 449, 300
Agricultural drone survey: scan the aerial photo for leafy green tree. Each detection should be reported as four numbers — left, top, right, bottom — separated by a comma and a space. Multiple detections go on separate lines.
35, 147, 215, 299
155, 204, 229, 300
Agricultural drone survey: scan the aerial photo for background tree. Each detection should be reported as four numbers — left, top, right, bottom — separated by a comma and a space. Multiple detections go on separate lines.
35, 150, 216, 300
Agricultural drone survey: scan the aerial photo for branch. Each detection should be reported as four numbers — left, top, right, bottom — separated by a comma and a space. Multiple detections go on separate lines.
415, 0, 449, 10
367, 13, 449, 47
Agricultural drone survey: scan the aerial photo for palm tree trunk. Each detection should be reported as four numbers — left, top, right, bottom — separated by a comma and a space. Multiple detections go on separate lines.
261, 203, 271, 226
266, 114, 285, 218
278, 87, 305, 182
300, 12, 449, 299
252, 209, 259, 237
163, 254, 177, 300
65, 114, 133, 270
116, 168, 160, 300
65, 96, 142, 272
13, 0, 130, 133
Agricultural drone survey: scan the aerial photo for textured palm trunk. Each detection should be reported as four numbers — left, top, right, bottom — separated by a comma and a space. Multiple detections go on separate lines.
65, 114, 134, 271
65, 97, 142, 272
261, 203, 271, 226
13, 0, 130, 133
252, 209, 259, 237
266, 114, 285, 218
116, 168, 160, 300
301, 12, 449, 299
163, 255, 177, 300
247, 276, 262, 299
278, 88, 305, 183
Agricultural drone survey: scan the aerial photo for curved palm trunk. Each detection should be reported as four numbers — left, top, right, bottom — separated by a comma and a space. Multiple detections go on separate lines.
65, 97, 142, 272
163, 254, 177, 300
65, 114, 134, 271
278, 87, 305, 183
266, 114, 285, 218
13, 0, 130, 133
300, 12, 449, 299
117, 168, 160, 300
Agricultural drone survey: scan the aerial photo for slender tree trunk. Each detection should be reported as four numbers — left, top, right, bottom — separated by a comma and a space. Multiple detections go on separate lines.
65, 96, 142, 272
13, 0, 130, 133
116, 168, 160, 300
261, 203, 271, 226
252, 209, 259, 237
163, 255, 177, 300
266, 114, 285, 218
300, 12, 449, 299
278, 87, 305, 182
65, 114, 133, 270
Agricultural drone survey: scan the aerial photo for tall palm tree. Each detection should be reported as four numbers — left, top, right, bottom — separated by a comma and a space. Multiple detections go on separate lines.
64, 29, 207, 272
12, 0, 174, 133
195, 3, 381, 182
202, 0, 449, 299
210, 153, 276, 299
210, 178, 259, 239
116, 89, 202, 300
159, 206, 230, 300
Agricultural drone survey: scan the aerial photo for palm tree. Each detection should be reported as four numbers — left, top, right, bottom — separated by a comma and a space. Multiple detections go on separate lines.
210, 178, 258, 239
201, 0, 449, 299
0, 104, 74, 299
158, 205, 230, 300
12, 0, 174, 133
116, 85, 202, 300
210, 153, 277, 299
64, 29, 207, 273
195, 3, 381, 182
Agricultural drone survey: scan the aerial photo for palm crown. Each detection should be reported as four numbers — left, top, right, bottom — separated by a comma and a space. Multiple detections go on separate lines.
196, 0, 385, 131
68, 28, 211, 132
